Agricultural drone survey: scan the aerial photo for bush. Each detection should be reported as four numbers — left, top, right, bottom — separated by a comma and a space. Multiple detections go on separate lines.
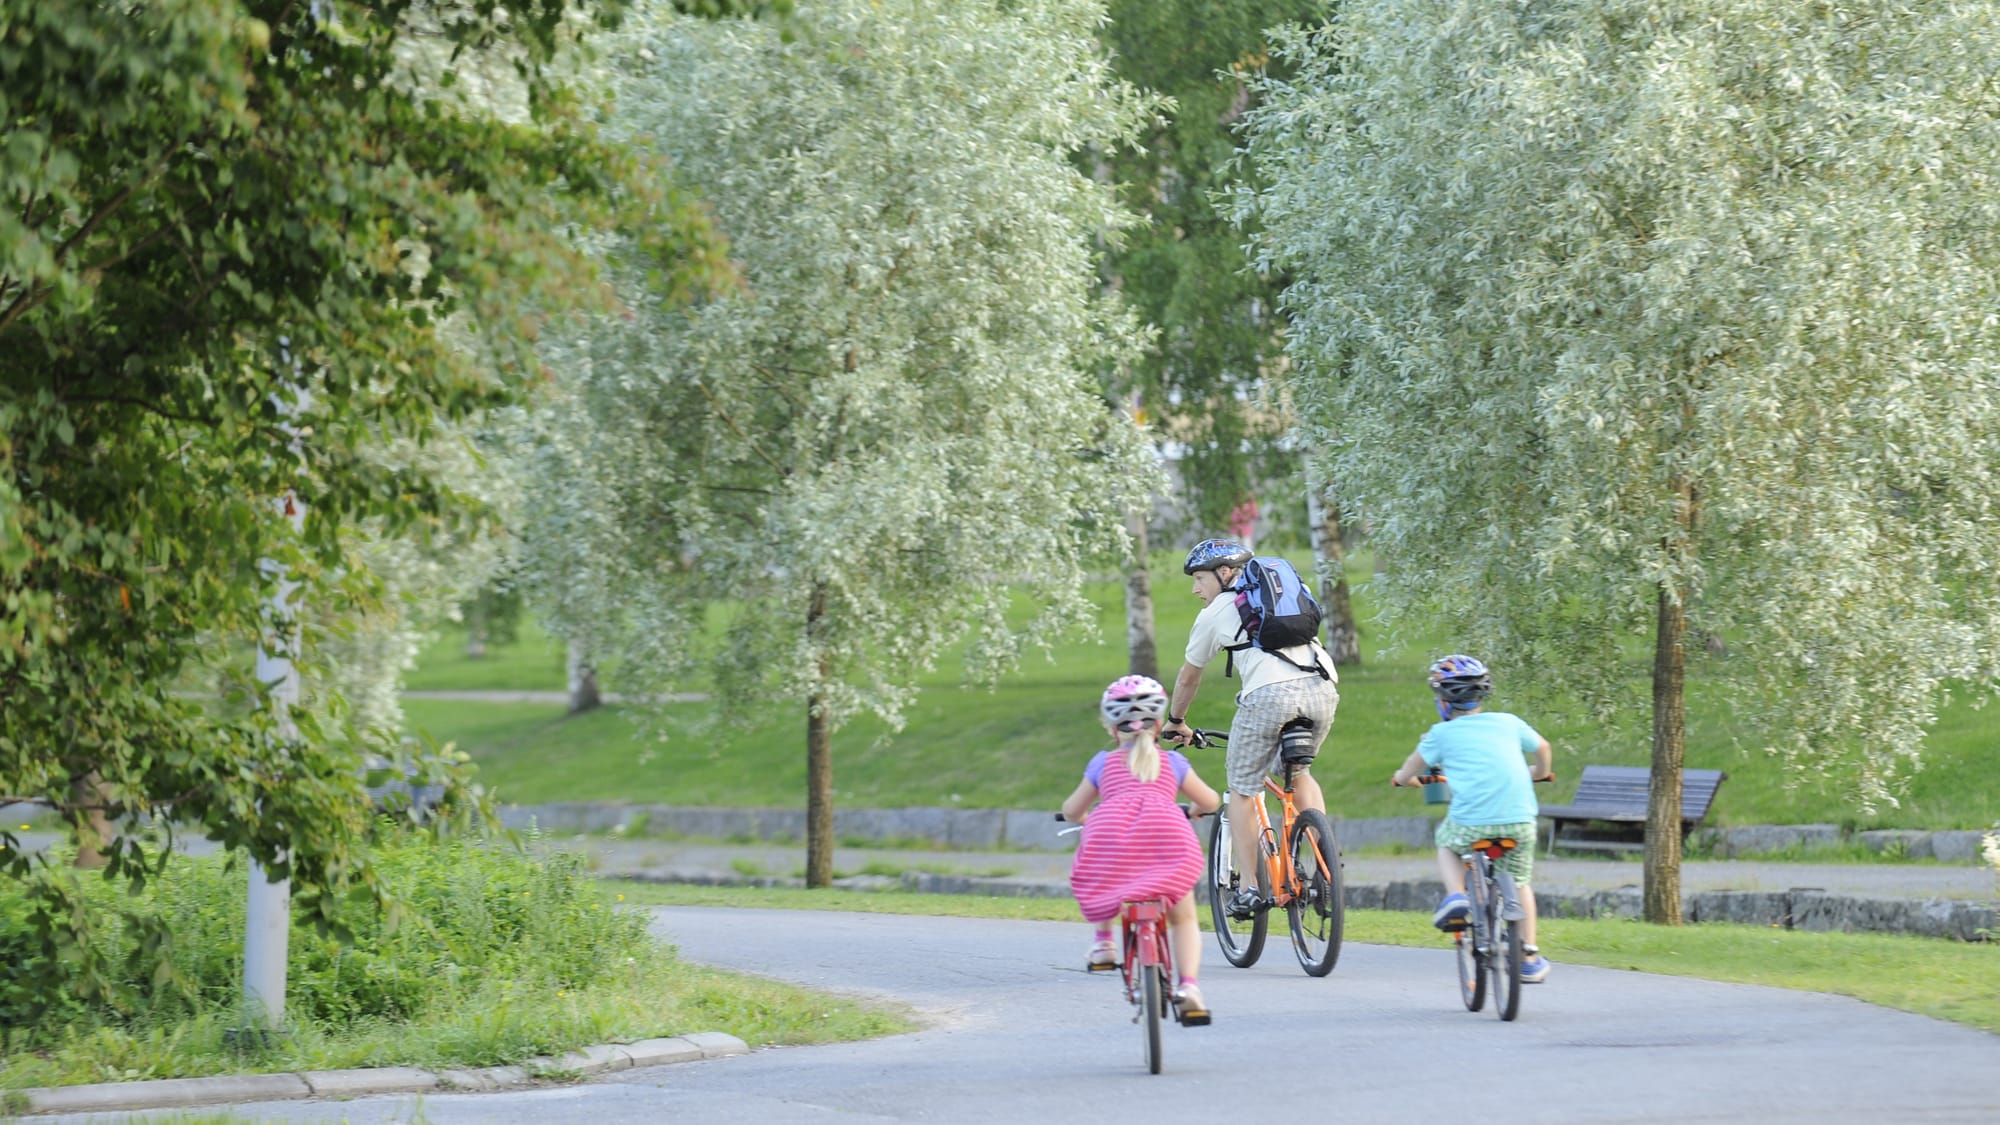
0, 829, 656, 1046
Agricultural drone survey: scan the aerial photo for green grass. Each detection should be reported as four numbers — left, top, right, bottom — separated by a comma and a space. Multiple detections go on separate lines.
0, 843, 912, 1093
608, 881, 2000, 1036
403, 551, 2000, 830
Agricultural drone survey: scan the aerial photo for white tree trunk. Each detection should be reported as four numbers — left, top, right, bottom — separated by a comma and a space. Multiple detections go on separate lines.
1124, 510, 1158, 679
1305, 464, 1362, 666
566, 637, 601, 713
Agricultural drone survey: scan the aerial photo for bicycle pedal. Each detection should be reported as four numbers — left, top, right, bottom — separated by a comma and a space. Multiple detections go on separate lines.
1086, 961, 1121, 973
1178, 1009, 1212, 1028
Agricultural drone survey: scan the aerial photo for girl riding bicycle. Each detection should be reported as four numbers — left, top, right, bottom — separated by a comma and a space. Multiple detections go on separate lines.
1063, 675, 1223, 1023
1391, 655, 1556, 983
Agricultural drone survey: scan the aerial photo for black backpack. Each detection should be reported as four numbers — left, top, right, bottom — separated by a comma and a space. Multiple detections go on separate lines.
1223, 556, 1330, 680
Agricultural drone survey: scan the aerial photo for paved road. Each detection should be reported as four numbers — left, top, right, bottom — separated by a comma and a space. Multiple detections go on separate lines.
40, 907, 2000, 1125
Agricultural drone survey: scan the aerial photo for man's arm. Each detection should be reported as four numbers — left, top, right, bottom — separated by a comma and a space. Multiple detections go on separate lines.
1162, 661, 1204, 740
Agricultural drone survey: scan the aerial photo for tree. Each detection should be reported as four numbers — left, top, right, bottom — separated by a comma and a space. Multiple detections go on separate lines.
0, 0, 731, 1004
1236, 0, 2000, 922
524, 0, 1162, 887
1091, 0, 1361, 668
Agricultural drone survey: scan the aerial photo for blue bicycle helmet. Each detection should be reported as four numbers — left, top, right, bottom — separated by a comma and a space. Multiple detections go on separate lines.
1428, 654, 1492, 720
1183, 538, 1252, 575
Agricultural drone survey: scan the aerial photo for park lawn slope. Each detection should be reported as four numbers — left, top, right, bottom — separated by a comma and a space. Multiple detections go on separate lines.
403, 553, 2000, 829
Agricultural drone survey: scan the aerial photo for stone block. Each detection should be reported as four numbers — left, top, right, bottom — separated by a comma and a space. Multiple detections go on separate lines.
1002, 809, 1074, 851
1929, 831, 1991, 864
947, 808, 1006, 848
300, 1067, 440, 1097
623, 1037, 708, 1068
1857, 829, 1934, 859
24, 1074, 312, 1114
1714, 823, 1843, 856
1687, 890, 1795, 928
1334, 816, 1437, 851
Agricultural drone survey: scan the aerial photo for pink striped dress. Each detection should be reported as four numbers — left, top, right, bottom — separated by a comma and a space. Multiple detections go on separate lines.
1069, 747, 1204, 924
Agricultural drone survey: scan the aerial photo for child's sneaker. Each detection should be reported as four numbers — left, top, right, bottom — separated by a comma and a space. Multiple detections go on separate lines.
1520, 947, 1551, 983
1086, 939, 1119, 972
1432, 892, 1471, 931
1174, 983, 1211, 1026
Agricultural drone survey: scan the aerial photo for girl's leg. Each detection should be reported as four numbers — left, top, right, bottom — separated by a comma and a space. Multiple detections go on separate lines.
1167, 893, 1202, 983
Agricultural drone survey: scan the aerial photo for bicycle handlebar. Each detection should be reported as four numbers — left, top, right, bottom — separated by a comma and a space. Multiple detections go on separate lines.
1163, 727, 1228, 749
1390, 771, 1557, 788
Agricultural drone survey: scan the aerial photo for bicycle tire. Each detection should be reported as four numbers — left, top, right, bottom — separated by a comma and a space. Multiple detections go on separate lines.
1491, 870, 1523, 1021
1205, 807, 1268, 968
1141, 959, 1165, 1074
1455, 856, 1488, 1012
1285, 809, 1345, 976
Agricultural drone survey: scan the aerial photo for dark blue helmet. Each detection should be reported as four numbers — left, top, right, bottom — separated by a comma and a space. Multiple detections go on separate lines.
1428, 654, 1492, 707
1183, 538, 1252, 575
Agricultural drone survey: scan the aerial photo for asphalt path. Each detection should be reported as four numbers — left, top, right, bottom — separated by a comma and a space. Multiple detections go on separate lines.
38, 906, 2000, 1125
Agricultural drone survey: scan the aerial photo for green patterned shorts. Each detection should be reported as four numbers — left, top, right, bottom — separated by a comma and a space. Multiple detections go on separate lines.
1435, 818, 1538, 885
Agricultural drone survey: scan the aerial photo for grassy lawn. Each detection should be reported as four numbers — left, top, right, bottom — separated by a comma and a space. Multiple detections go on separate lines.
403, 552, 2000, 830
610, 881, 2000, 1036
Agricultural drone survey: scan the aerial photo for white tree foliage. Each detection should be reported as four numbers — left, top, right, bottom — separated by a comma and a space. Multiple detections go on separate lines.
1234, 0, 2000, 808
523, 0, 1162, 729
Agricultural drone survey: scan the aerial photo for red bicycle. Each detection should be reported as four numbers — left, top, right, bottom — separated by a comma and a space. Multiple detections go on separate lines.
1058, 813, 1206, 1074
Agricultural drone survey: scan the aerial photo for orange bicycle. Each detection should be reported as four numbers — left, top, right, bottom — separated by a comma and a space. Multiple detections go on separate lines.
1183, 726, 1343, 975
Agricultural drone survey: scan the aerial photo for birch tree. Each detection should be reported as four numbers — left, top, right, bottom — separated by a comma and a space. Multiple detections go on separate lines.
527, 0, 1162, 885
1236, 0, 2000, 921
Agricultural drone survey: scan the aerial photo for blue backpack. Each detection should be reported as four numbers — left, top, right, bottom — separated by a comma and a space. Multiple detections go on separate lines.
1224, 556, 1330, 680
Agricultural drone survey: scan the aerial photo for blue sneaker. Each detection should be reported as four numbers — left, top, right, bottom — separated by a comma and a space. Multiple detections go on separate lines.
1432, 892, 1470, 931
1521, 951, 1551, 983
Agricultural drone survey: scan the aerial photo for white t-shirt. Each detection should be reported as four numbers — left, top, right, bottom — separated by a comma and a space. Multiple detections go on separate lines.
1184, 592, 1335, 698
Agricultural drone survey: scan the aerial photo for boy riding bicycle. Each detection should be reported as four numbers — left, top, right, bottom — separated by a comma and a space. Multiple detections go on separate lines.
1160, 538, 1339, 920
1391, 655, 1556, 982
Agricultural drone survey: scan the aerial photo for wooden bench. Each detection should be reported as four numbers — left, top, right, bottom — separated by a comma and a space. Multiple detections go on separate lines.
1538, 765, 1726, 856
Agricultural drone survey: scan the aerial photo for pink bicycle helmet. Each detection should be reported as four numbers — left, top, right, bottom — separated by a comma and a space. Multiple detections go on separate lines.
1101, 674, 1169, 733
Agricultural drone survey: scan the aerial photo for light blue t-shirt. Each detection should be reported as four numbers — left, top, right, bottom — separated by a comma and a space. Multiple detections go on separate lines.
1416, 711, 1543, 827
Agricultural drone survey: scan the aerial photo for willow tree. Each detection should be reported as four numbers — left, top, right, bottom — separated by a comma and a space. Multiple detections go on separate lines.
1236, 0, 2000, 922
527, 0, 1161, 885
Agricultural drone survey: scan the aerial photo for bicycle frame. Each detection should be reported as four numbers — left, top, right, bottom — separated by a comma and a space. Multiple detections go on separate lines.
1118, 899, 1173, 1005
1456, 837, 1526, 1021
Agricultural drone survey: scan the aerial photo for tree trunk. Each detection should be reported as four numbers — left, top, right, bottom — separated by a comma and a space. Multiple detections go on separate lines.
566, 638, 600, 714
69, 770, 112, 870
1306, 466, 1361, 666
465, 598, 488, 659
805, 583, 835, 888
1124, 511, 1158, 679
1643, 477, 1698, 925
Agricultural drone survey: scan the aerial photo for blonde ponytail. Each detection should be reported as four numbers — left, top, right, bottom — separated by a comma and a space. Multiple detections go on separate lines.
1122, 727, 1161, 784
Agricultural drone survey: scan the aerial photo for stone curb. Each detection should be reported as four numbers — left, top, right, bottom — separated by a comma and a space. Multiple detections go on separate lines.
620, 868, 1998, 941
10, 1034, 747, 1117
502, 802, 1998, 863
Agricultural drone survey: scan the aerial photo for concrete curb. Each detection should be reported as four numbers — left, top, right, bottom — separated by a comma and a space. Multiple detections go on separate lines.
9, 1033, 747, 1117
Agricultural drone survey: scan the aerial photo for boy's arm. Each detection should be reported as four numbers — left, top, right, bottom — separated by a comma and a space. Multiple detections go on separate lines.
1529, 738, 1553, 782
1390, 747, 1430, 788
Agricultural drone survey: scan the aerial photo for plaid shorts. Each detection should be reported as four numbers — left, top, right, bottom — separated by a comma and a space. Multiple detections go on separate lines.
1435, 818, 1538, 886
1226, 676, 1340, 796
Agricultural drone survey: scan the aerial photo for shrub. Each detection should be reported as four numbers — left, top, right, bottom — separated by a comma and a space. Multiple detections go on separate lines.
0, 829, 656, 1046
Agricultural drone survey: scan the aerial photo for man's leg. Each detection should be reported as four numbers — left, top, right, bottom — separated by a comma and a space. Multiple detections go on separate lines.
1228, 789, 1264, 897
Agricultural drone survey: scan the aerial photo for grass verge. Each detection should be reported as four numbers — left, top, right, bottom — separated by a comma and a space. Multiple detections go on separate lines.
609, 880, 2000, 1036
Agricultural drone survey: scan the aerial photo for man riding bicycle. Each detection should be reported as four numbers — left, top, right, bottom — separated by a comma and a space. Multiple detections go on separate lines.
1160, 538, 1340, 918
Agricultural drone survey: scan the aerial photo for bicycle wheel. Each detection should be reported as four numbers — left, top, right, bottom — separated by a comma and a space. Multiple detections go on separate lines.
1491, 871, 1523, 1022
1455, 857, 1488, 1012
1285, 809, 1345, 976
1140, 959, 1165, 1074
1205, 807, 1267, 968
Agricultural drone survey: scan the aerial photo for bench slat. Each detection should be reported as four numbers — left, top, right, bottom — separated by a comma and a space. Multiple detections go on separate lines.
1538, 765, 1727, 855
